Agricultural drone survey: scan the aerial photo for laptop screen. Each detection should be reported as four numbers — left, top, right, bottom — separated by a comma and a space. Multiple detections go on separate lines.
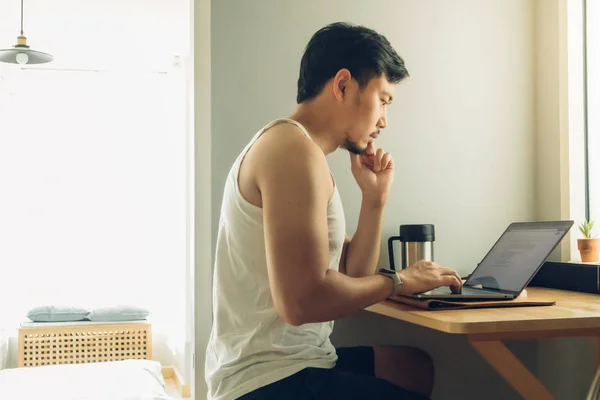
464, 221, 573, 293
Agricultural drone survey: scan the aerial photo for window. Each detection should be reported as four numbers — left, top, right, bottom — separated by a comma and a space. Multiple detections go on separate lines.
0, 64, 188, 355
585, 0, 600, 224
0, 0, 191, 375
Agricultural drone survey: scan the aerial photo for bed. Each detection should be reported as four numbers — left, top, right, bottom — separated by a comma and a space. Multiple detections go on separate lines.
0, 358, 175, 399
0, 321, 184, 399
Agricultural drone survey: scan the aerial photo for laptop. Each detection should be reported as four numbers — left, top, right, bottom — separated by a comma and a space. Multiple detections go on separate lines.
401, 220, 574, 301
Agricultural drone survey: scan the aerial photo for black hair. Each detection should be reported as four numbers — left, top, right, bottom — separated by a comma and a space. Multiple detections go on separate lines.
296, 22, 409, 103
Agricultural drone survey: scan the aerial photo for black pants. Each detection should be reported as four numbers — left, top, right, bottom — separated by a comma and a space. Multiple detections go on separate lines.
238, 347, 430, 400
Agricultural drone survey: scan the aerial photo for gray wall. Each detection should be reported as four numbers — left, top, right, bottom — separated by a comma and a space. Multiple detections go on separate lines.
206, 0, 590, 399
211, 0, 535, 276
194, 0, 212, 397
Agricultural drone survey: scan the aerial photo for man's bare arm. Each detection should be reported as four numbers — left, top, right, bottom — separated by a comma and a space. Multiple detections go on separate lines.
258, 127, 393, 326
339, 201, 385, 277
339, 144, 390, 277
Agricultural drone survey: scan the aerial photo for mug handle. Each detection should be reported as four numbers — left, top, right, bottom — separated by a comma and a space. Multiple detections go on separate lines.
387, 236, 402, 271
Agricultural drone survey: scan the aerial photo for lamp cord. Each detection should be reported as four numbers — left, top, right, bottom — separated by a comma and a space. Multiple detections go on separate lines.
20, 0, 24, 35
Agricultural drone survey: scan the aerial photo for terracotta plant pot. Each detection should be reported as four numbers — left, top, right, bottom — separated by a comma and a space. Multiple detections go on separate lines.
577, 238, 600, 263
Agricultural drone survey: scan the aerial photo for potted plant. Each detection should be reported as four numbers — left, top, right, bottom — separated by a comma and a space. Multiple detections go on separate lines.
578, 220, 600, 263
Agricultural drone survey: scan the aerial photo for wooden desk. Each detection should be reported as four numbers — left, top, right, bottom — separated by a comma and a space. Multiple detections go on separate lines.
365, 287, 600, 400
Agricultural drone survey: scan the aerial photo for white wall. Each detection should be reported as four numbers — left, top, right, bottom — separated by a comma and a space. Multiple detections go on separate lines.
207, 0, 592, 399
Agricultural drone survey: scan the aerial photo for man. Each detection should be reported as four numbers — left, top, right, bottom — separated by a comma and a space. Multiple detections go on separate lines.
206, 22, 463, 400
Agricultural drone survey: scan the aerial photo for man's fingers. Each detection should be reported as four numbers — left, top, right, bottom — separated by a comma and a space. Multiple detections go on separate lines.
374, 148, 383, 171
454, 270, 463, 283
440, 268, 463, 288
439, 266, 458, 275
381, 152, 392, 170
441, 275, 463, 294
356, 144, 393, 173
365, 141, 375, 156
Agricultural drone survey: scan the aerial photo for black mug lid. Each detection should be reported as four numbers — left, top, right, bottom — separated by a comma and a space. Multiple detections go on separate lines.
399, 224, 435, 242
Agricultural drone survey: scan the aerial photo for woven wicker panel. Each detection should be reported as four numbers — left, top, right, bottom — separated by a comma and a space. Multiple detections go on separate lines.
18, 322, 152, 368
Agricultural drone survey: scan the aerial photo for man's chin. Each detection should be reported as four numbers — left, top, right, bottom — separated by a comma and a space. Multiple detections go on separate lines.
341, 139, 367, 155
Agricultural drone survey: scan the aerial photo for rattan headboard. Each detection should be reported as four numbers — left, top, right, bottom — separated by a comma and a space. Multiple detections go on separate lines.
17, 321, 152, 368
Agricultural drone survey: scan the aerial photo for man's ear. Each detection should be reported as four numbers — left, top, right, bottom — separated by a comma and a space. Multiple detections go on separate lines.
332, 69, 352, 103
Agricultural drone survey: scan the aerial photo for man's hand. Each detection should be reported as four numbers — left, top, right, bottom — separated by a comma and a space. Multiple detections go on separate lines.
396, 261, 463, 295
350, 142, 393, 208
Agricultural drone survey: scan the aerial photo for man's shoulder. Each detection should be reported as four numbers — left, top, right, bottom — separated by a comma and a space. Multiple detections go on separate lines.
259, 121, 316, 149
254, 122, 326, 171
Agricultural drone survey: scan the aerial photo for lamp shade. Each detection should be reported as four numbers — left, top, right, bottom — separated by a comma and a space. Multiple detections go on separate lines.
0, 46, 54, 65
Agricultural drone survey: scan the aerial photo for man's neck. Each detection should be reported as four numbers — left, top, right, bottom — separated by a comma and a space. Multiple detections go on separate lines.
288, 100, 343, 156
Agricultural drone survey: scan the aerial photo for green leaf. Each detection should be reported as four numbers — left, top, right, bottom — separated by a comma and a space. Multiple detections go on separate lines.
579, 220, 596, 238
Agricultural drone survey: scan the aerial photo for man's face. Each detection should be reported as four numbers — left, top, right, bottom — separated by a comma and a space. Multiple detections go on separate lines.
340, 75, 395, 155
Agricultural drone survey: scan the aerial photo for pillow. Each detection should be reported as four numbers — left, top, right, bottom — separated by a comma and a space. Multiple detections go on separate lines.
88, 305, 150, 322
26, 305, 90, 322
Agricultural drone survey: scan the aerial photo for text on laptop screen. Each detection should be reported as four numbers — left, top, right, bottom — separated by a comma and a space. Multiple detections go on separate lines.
465, 223, 570, 292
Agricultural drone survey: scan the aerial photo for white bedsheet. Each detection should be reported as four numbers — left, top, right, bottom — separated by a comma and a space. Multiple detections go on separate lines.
0, 359, 174, 400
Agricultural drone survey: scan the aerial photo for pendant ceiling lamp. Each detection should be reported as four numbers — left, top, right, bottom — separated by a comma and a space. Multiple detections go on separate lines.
0, 0, 53, 65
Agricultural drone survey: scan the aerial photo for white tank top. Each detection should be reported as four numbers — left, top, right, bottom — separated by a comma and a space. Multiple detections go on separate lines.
205, 118, 346, 400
